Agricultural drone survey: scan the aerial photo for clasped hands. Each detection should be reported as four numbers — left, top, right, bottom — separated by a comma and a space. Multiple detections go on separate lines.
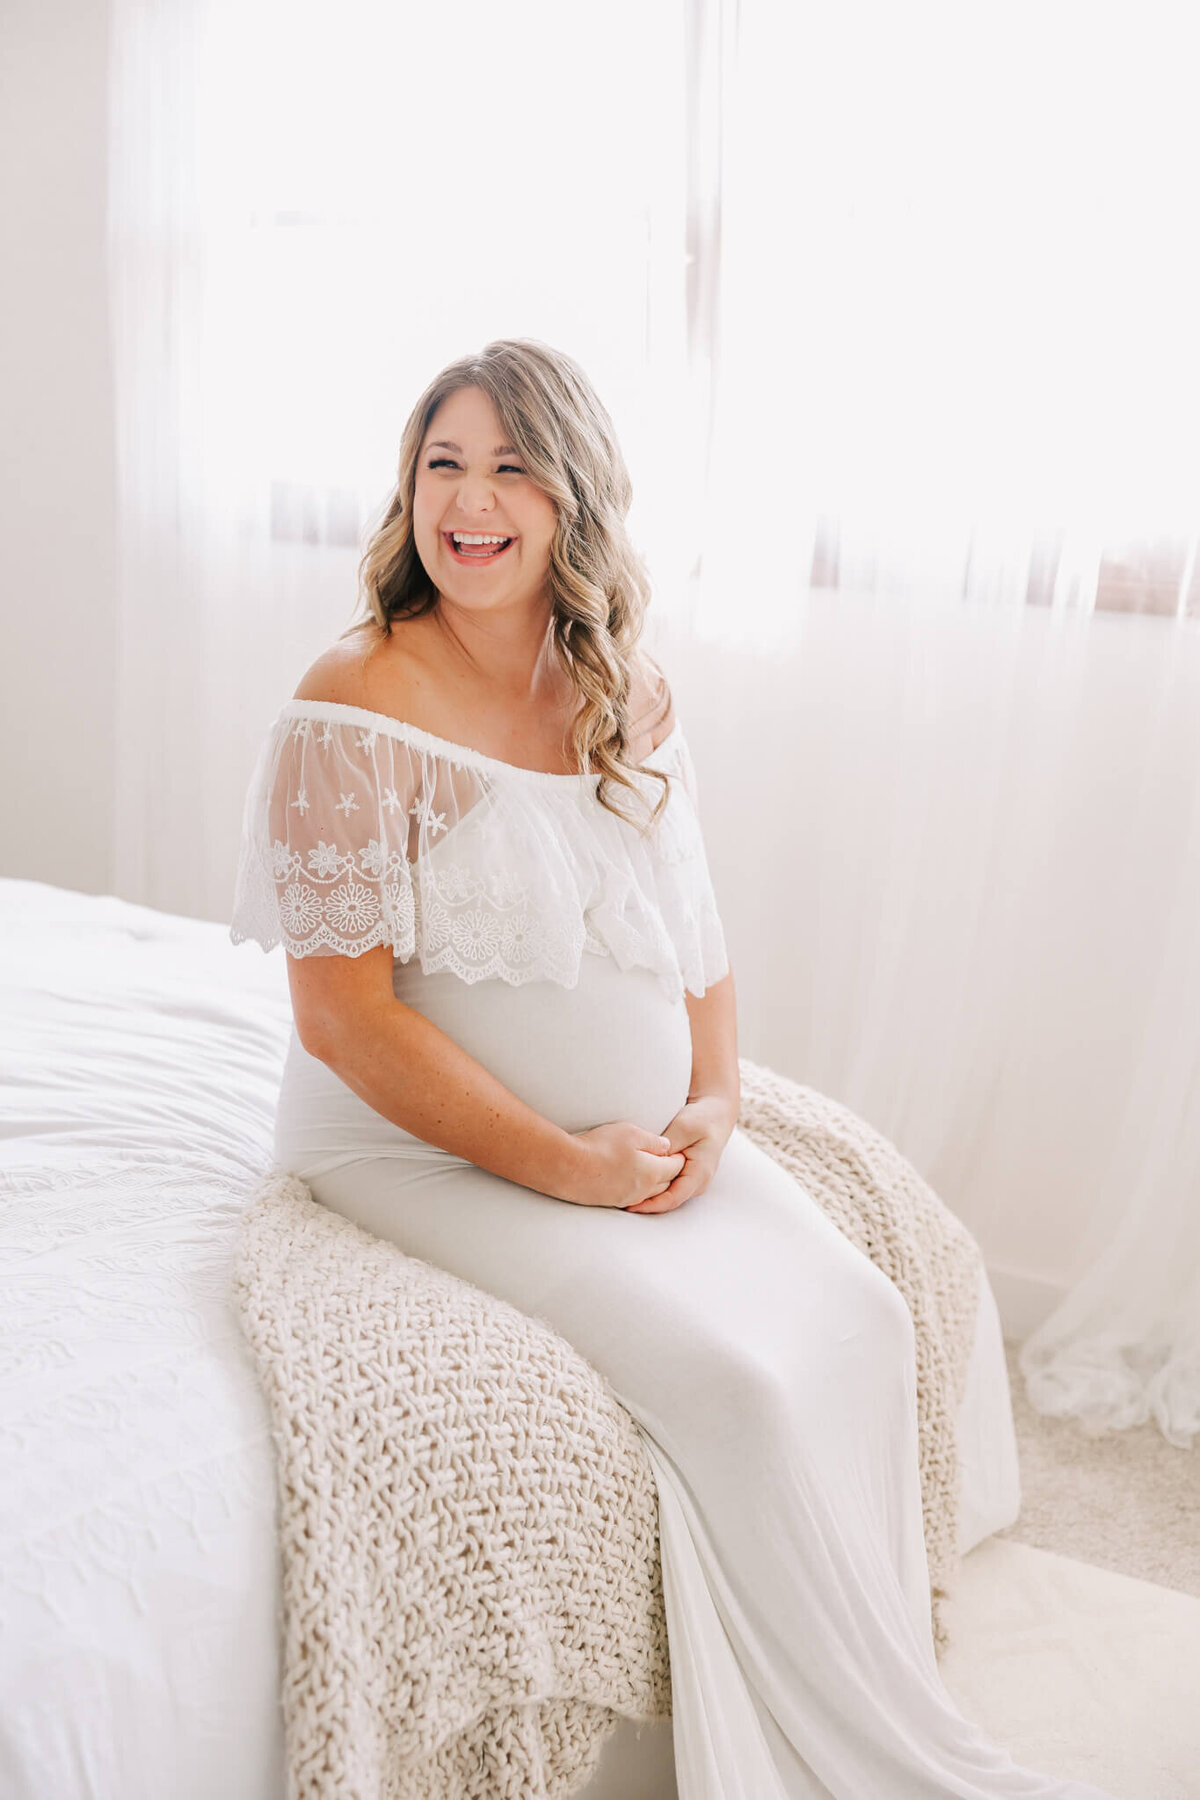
568, 1094, 737, 1214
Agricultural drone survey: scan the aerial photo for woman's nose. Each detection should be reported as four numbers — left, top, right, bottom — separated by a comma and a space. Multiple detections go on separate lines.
455, 474, 497, 513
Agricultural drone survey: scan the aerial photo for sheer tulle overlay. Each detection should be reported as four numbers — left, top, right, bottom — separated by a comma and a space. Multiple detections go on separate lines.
230, 700, 729, 1002
232, 700, 1113, 1799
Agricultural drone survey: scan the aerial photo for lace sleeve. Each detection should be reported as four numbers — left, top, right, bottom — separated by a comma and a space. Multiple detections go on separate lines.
231, 712, 458, 958
231, 701, 726, 997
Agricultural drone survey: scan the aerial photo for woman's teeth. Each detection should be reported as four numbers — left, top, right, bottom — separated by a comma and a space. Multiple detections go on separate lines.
448, 533, 514, 560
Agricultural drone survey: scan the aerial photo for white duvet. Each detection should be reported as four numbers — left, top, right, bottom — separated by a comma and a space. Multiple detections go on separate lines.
0, 880, 289, 1800
0, 877, 1019, 1800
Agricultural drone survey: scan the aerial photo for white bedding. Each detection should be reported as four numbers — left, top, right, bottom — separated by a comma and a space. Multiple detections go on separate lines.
0, 878, 1019, 1800
0, 880, 289, 1800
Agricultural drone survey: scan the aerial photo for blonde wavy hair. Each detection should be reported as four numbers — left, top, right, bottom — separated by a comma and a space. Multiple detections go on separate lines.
341, 338, 672, 834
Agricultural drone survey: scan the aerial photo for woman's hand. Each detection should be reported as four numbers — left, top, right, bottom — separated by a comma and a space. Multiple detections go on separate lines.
623, 1095, 737, 1215
563, 1120, 687, 1210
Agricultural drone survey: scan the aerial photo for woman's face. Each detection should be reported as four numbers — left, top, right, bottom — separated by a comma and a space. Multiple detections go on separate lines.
413, 386, 559, 613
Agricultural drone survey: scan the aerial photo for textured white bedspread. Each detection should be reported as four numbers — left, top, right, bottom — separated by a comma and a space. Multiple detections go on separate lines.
0, 877, 1019, 1800
0, 879, 290, 1800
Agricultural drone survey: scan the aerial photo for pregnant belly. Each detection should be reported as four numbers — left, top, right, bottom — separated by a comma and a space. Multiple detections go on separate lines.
274, 951, 694, 1178
392, 950, 694, 1136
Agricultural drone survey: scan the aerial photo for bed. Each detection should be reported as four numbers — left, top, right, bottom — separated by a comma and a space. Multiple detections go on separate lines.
0, 876, 1022, 1799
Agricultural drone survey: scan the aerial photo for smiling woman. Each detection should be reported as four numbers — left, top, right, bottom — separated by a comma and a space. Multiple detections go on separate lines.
416, 391, 553, 576
336, 338, 675, 829
230, 339, 1114, 1800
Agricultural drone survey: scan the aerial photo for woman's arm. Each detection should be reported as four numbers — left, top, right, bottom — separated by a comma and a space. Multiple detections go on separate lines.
288, 947, 684, 1210
685, 967, 740, 1127
631, 651, 734, 1113
624, 966, 739, 1215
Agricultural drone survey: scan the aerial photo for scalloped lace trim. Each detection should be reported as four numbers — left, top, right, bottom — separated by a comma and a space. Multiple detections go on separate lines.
230, 850, 726, 996
229, 707, 729, 998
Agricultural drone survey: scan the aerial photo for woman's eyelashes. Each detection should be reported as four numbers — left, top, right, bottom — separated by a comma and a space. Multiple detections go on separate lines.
427, 459, 525, 474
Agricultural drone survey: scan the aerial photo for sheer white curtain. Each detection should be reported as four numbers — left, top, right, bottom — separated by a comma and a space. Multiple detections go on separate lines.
673, 0, 1200, 1446
688, 0, 1200, 632
108, 0, 1200, 1447
107, 0, 697, 923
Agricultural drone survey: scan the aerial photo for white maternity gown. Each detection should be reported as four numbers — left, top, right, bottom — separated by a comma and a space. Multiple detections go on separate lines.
230, 696, 1113, 1800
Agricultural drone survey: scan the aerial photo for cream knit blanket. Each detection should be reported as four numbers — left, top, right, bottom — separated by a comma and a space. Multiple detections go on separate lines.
234, 1056, 981, 1800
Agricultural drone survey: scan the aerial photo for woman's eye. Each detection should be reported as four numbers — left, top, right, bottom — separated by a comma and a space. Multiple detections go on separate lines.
427, 459, 525, 474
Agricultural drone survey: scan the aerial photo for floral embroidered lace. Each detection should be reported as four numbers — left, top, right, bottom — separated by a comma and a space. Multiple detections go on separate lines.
229, 700, 729, 1001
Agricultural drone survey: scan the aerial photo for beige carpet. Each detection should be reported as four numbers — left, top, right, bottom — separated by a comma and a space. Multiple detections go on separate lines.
997, 1339, 1200, 1601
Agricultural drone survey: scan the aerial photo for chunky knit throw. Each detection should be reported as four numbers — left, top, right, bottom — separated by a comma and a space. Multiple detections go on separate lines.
233, 1056, 982, 1800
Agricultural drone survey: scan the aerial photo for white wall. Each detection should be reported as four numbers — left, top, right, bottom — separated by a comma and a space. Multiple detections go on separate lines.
0, 0, 118, 895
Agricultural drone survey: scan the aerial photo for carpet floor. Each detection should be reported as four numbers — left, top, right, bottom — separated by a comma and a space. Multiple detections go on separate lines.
997, 1339, 1199, 1601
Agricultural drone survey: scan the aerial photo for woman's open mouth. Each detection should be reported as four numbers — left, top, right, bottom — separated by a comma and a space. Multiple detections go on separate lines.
443, 532, 516, 566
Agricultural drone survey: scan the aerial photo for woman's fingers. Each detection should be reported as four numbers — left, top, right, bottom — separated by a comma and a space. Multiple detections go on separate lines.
628, 1175, 695, 1214
628, 1149, 715, 1212
639, 1192, 689, 1213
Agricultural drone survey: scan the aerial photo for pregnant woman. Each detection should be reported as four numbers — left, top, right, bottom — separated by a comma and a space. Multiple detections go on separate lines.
230, 338, 1112, 1798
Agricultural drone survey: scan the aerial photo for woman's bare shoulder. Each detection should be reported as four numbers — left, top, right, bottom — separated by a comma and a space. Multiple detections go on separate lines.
629, 647, 676, 751
292, 620, 410, 709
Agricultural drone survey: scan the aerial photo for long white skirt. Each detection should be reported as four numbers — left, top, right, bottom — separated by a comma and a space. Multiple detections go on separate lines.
274, 951, 1112, 1800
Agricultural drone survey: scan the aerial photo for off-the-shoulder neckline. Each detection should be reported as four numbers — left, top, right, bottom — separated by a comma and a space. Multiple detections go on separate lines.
279, 697, 681, 784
